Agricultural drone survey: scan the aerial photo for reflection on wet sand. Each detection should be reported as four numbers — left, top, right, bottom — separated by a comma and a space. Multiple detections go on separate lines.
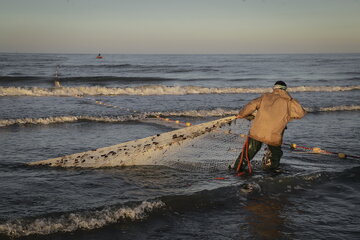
244, 197, 289, 239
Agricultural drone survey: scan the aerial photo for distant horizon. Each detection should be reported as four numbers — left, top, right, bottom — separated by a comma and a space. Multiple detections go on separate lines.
1, 51, 359, 55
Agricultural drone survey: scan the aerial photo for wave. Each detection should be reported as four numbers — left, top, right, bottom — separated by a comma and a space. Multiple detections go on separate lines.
1, 106, 358, 127
165, 105, 360, 115
1, 85, 360, 97
337, 71, 360, 75
0, 172, 325, 238
65, 63, 218, 73
0, 115, 143, 127
0, 76, 173, 83
0, 200, 165, 238
0, 76, 49, 82
59, 76, 174, 83
306, 105, 360, 113
2, 167, 355, 238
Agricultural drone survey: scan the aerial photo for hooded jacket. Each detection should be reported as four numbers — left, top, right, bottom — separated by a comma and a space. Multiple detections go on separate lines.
237, 88, 306, 146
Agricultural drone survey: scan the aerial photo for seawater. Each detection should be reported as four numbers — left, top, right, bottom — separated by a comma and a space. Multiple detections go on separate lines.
0, 53, 359, 239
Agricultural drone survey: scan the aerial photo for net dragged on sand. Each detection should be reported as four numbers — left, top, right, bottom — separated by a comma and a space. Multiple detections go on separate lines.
28, 116, 249, 171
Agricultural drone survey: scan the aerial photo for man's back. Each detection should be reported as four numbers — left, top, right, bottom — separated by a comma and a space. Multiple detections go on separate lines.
238, 88, 306, 146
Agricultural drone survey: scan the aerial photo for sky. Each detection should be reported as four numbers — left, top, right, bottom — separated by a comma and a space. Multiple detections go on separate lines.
0, 0, 359, 54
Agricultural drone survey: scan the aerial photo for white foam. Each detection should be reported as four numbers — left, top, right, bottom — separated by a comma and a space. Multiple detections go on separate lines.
1, 85, 359, 96
314, 105, 360, 112
0, 200, 165, 237
289, 85, 360, 93
1, 105, 358, 127
164, 108, 239, 117
0, 115, 142, 127
170, 105, 360, 115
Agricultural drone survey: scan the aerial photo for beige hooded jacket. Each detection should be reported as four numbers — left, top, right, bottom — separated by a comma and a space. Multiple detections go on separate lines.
237, 88, 306, 146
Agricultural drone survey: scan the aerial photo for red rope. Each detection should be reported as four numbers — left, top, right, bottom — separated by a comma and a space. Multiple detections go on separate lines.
245, 139, 252, 174
236, 137, 252, 176
236, 139, 246, 173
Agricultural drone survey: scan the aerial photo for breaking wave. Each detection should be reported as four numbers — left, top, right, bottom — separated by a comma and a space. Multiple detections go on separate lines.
306, 105, 360, 113
1, 85, 359, 97
0, 115, 144, 127
0, 168, 345, 238
1, 106, 358, 127
0, 200, 165, 238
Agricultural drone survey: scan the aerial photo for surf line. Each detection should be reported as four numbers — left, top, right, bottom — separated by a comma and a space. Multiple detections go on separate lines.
51, 65, 192, 127
71, 95, 193, 127
61, 72, 360, 161
52, 69, 358, 160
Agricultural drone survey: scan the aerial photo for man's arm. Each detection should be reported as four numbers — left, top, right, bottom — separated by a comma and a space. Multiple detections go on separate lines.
289, 99, 306, 120
237, 97, 262, 119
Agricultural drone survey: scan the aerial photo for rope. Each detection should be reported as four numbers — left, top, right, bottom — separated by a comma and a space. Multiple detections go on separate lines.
227, 129, 360, 161
155, 115, 192, 127
284, 143, 360, 160
236, 136, 252, 176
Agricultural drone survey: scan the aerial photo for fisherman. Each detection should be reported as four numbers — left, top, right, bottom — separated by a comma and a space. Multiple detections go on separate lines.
53, 65, 62, 88
234, 81, 306, 174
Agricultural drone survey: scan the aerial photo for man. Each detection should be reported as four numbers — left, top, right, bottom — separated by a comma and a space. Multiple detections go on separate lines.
234, 81, 306, 174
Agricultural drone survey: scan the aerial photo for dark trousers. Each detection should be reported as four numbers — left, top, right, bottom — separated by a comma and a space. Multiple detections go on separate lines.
233, 137, 283, 171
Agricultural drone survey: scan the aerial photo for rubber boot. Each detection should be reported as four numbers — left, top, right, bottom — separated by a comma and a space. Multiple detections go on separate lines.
262, 145, 283, 171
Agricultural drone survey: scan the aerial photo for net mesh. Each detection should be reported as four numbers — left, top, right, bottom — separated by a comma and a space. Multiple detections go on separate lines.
29, 117, 264, 172
162, 118, 249, 171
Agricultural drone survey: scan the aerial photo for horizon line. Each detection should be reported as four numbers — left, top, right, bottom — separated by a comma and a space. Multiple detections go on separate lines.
1, 51, 360, 55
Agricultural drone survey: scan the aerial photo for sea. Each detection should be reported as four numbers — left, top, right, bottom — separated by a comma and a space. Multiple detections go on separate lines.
0, 53, 359, 240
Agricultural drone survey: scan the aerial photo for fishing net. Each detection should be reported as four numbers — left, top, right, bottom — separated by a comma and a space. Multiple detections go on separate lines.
29, 117, 252, 172
162, 119, 249, 172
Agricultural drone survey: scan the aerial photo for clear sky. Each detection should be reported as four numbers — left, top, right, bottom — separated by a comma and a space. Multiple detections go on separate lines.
0, 0, 359, 54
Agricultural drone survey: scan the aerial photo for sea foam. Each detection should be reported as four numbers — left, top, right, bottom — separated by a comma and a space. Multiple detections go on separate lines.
0, 106, 358, 127
0, 115, 143, 127
0, 200, 165, 237
1, 85, 359, 97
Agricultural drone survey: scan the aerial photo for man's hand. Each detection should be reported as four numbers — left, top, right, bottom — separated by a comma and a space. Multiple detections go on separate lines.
244, 115, 255, 121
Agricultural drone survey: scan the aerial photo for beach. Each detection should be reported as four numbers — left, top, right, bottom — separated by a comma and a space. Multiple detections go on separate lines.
0, 53, 359, 239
